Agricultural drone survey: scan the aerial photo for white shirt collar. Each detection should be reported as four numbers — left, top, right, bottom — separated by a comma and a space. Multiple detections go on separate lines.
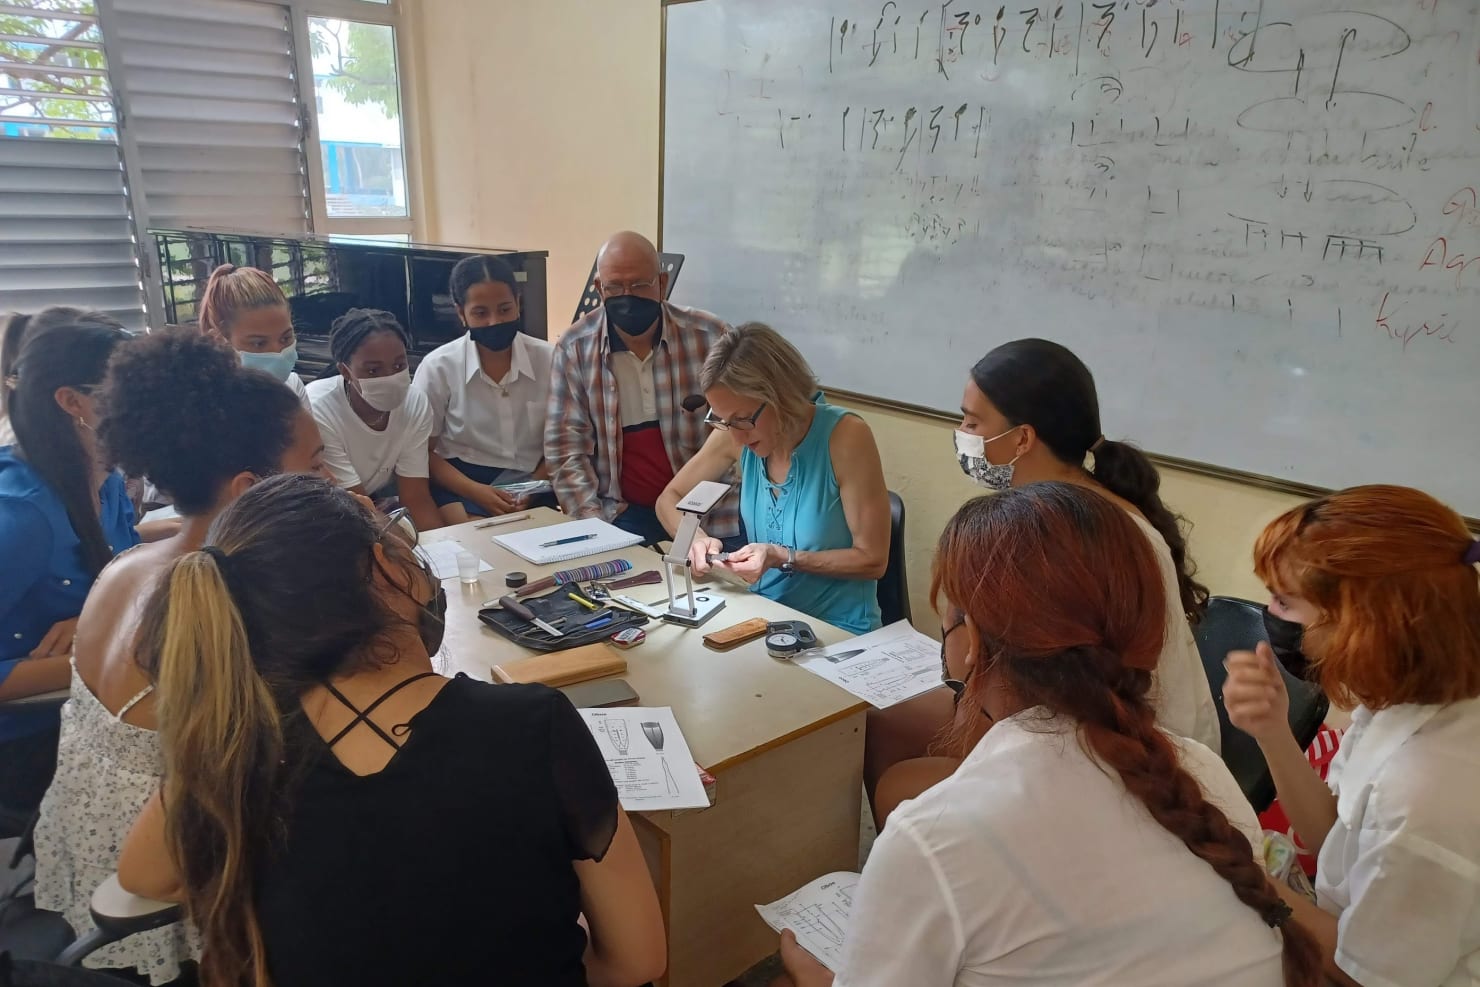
1333, 702, 1446, 816
460, 332, 534, 386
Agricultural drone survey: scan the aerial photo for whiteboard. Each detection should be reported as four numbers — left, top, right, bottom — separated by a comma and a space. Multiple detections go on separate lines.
662, 0, 1480, 516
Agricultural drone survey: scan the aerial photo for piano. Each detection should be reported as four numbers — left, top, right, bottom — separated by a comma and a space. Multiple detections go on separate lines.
149, 229, 549, 378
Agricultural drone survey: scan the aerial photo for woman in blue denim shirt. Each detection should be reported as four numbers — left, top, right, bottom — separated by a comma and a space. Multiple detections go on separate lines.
0, 311, 135, 806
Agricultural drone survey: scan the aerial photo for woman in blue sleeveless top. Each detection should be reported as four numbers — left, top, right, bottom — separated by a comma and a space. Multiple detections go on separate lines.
657, 323, 889, 635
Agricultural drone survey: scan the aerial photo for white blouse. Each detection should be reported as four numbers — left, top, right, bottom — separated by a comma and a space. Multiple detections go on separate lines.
1316, 697, 1480, 987
1128, 512, 1221, 754
836, 712, 1284, 987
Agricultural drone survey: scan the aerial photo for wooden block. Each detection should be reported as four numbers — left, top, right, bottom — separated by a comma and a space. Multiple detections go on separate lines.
491, 642, 627, 687
703, 616, 770, 651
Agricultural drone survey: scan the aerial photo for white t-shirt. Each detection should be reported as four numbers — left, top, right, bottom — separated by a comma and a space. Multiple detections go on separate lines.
306, 376, 432, 495
1129, 512, 1221, 753
286, 371, 310, 409
836, 712, 1282, 987
411, 333, 553, 473
1316, 696, 1480, 987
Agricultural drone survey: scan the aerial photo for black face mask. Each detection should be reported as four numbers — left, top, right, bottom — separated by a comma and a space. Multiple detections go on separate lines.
604, 294, 661, 336
1262, 610, 1305, 671
382, 558, 447, 658
419, 582, 448, 658
468, 317, 521, 352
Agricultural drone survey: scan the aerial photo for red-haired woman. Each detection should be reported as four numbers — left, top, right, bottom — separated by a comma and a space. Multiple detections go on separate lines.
777, 483, 1319, 987
1224, 485, 1480, 987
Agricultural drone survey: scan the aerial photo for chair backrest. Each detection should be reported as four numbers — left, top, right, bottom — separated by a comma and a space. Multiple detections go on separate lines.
876, 491, 911, 627
1193, 596, 1331, 813
571, 252, 685, 326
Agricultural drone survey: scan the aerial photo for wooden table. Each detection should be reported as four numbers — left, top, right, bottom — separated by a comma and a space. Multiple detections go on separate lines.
425, 511, 867, 987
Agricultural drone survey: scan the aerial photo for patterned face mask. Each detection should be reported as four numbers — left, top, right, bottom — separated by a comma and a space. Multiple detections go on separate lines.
954, 426, 1022, 491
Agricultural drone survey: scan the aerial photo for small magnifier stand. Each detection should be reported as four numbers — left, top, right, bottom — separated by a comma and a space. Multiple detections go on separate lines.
662, 480, 731, 627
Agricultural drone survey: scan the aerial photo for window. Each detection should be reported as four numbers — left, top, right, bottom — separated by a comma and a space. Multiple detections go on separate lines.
0, 0, 414, 328
0, 0, 145, 328
305, 16, 408, 229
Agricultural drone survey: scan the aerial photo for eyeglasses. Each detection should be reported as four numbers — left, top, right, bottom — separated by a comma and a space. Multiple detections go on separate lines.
703, 403, 767, 432
376, 507, 419, 547
940, 618, 967, 698
599, 279, 658, 298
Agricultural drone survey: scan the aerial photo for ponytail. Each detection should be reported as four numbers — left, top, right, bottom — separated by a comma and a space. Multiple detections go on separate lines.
1079, 674, 1323, 987
1091, 438, 1210, 620
148, 551, 281, 987
198, 264, 288, 341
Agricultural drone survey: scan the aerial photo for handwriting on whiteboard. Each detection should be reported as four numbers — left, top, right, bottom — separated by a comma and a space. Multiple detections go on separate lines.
723, 0, 1480, 356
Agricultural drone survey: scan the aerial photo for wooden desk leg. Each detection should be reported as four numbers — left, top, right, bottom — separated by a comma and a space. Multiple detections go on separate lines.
633, 711, 865, 987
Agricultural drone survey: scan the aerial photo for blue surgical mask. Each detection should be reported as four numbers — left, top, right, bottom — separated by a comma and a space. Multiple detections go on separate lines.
238, 343, 299, 384
954, 426, 1022, 491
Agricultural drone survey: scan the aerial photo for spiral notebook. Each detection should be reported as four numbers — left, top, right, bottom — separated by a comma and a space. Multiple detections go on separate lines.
492, 517, 644, 565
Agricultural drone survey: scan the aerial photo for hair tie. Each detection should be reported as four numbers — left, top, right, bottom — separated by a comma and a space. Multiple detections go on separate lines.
1465, 539, 1480, 566
200, 545, 236, 587
1262, 900, 1293, 928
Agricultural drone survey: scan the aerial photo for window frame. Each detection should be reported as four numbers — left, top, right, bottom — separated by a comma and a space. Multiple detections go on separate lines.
287, 0, 421, 241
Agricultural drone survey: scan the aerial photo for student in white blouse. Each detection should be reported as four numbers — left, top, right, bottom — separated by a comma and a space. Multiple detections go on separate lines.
776, 484, 1320, 987
1224, 484, 1480, 987
412, 255, 554, 524
306, 308, 442, 533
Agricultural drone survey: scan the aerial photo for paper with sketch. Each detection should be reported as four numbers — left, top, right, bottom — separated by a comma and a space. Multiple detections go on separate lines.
755, 871, 860, 973
579, 706, 709, 811
417, 541, 493, 580
791, 620, 942, 709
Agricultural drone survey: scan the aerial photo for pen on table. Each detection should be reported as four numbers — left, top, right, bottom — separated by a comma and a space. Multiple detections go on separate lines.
474, 513, 531, 529
539, 532, 599, 548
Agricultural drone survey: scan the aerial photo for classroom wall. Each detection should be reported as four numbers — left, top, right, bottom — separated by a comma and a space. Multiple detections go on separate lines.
404, 0, 662, 330
832, 397, 1309, 632
408, 1, 1311, 628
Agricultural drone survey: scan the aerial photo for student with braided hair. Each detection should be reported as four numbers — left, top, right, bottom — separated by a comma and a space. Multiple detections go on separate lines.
306, 308, 442, 532
777, 483, 1320, 987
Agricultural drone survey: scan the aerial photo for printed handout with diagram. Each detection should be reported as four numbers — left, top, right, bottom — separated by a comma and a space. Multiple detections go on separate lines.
755, 871, 860, 973
791, 620, 942, 708
579, 706, 710, 812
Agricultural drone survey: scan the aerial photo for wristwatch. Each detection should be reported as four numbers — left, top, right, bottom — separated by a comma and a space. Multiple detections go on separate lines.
779, 545, 797, 576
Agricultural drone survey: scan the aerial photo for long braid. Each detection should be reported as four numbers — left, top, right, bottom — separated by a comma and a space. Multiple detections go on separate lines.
1072, 659, 1323, 987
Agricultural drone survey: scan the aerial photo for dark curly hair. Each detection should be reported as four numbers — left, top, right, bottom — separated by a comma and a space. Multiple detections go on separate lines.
99, 329, 301, 516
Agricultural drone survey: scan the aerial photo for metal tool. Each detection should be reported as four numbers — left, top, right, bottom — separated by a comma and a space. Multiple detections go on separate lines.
497, 595, 564, 637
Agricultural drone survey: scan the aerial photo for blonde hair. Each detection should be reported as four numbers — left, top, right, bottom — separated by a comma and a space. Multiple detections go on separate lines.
700, 323, 818, 431
136, 474, 413, 987
197, 264, 288, 340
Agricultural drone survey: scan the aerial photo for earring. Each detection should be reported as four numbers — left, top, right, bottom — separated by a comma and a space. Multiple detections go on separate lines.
76, 416, 93, 432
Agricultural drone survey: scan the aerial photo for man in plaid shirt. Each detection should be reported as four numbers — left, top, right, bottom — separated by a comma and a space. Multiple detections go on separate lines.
545, 231, 741, 545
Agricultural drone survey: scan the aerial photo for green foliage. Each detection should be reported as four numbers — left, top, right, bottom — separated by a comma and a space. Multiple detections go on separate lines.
0, 2, 113, 139
311, 20, 398, 118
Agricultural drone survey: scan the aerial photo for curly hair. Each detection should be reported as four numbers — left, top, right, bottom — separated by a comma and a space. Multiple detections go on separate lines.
1255, 484, 1480, 710
933, 485, 1321, 987
99, 329, 301, 516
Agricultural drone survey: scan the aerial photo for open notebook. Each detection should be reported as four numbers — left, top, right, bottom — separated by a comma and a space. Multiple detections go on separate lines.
492, 517, 643, 566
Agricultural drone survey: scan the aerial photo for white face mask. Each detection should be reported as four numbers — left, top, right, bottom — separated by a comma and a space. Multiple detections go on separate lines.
354, 369, 411, 413
954, 426, 1022, 491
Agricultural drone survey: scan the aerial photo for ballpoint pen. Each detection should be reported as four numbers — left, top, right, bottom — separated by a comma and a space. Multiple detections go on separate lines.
539, 533, 599, 548
474, 513, 531, 529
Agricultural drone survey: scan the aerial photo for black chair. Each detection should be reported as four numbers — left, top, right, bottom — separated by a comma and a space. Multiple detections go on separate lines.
876, 492, 911, 627
1194, 596, 1330, 813
571, 252, 685, 326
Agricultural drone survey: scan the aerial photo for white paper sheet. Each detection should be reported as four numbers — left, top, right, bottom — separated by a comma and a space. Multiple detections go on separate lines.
417, 541, 493, 580
755, 871, 860, 973
579, 706, 710, 811
791, 620, 943, 709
